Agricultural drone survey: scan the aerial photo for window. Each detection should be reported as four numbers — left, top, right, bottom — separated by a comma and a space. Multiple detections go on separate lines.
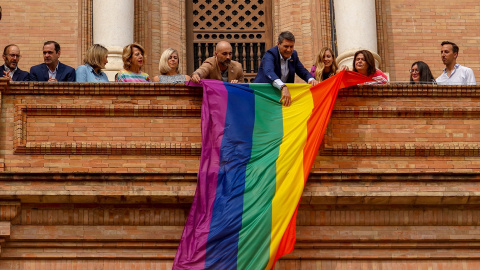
187, 0, 273, 82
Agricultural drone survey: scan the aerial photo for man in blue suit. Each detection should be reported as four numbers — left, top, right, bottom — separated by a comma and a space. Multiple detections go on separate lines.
253, 31, 317, 106
29, 41, 75, 82
1, 44, 29, 81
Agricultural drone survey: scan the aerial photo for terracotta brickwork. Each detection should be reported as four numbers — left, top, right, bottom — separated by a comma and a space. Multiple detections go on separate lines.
315, 84, 480, 173
273, 0, 332, 81
1, 81, 202, 173
2, 260, 480, 270
378, 0, 480, 81
0, 0, 82, 73
156, 0, 187, 75
2, 0, 479, 82
1, 1, 480, 269
0, 79, 480, 269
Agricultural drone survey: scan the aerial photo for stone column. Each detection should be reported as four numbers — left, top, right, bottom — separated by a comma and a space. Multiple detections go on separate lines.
334, 0, 381, 69
93, 0, 134, 81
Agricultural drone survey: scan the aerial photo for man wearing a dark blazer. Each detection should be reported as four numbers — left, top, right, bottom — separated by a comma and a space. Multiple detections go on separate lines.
253, 31, 318, 106
1, 44, 29, 81
29, 41, 75, 82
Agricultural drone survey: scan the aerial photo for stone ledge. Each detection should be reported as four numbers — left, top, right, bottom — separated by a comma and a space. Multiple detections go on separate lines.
3, 81, 480, 97
10, 225, 183, 241
16, 142, 202, 156
4, 226, 480, 260
3, 82, 203, 96
4, 246, 480, 260
321, 143, 480, 156
332, 106, 480, 118
9, 224, 480, 242
0, 172, 479, 204
340, 84, 480, 97
2, 172, 480, 182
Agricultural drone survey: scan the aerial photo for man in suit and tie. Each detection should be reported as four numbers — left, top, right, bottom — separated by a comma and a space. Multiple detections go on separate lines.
29, 41, 75, 82
253, 31, 318, 106
1, 44, 29, 81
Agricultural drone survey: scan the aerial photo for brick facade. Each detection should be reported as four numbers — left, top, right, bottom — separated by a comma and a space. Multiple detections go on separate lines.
0, 79, 480, 269
2, 1, 479, 82
0, 1, 82, 72
376, 0, 480, 82
2, 1, 480, 269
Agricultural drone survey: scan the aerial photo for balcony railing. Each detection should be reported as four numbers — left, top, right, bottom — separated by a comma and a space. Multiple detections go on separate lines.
193, 42, 266, 83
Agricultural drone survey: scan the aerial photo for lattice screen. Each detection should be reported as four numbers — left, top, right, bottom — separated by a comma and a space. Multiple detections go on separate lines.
191, 0, 271, 82
193, 0, 266, 31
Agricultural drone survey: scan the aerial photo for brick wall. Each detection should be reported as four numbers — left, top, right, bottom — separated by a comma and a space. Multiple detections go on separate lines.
2, 81, 202, 173
1, 259, 480, 270
0, 1, 81, 72
2, 2, 480, 269
1, 81, 480, 268
378, 0, 480, 81
2, 0, 479, 83
273, 0, 332, 82
157, 0, 187, 75
314, 84, 480, 173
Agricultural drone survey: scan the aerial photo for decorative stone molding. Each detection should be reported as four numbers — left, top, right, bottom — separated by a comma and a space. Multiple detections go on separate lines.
0, 201, 20, 222
321, 143, 480, 157
14, 104, 201, 156
0, 172, 478, 205
339, 84, 480, 97
0, 201, 21, 255
3, 82, 202, 96
332, 107, 480, 118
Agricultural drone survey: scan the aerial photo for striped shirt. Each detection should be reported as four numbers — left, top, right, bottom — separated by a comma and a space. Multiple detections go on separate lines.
115, 69, 150, 82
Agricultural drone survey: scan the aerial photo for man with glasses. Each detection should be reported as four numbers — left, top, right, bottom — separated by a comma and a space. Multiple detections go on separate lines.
1, 44, 29, 81
29, 41, 76, 82
436, 41, 476, 85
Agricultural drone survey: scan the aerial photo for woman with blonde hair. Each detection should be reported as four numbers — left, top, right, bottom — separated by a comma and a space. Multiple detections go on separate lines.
76, 44, 109, 82
310, 47, 338, 82
153, 48, 190, 83
116, 43, 150, 82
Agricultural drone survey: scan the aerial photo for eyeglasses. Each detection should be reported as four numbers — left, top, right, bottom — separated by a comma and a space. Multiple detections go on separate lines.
409, 69, 419, 74
6, 54, 21, 59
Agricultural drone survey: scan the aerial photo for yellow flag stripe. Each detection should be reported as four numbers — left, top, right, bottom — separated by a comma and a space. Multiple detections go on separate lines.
266, 84, 314, 269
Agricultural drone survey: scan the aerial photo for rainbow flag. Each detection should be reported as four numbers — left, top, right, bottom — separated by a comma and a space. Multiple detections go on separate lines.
173, 71, 370, 269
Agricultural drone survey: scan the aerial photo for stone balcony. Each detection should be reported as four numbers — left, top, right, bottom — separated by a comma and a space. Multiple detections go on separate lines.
1, 78, 480, 269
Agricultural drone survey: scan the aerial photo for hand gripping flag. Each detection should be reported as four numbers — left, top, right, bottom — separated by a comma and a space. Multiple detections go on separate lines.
174, 71, 371, 269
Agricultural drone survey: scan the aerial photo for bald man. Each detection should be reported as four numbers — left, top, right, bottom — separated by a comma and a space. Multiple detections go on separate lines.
191, 41, 244, 83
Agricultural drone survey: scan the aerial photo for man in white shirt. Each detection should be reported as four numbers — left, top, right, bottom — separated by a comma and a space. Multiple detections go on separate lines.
436, 41, 476, 85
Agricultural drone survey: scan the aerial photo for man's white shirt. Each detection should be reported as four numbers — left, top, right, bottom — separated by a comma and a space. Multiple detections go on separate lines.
436, 63, 476, 85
